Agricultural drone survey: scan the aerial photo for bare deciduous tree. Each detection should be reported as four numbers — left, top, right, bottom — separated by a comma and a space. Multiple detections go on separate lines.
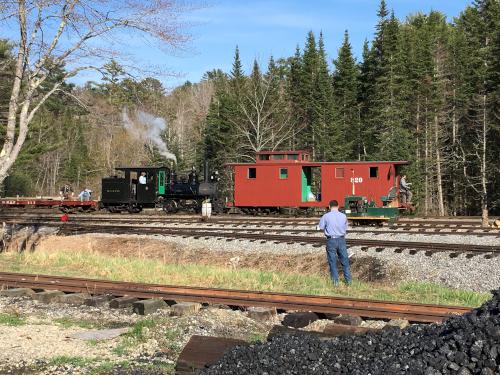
0, 0, 191, 185
232, 68, 298, 162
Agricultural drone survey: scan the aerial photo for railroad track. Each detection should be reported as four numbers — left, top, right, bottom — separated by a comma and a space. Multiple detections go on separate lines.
1, 214, 498, 235
0, 272, 471, 322
0, 212, 490, 225
4, 222, 489, 257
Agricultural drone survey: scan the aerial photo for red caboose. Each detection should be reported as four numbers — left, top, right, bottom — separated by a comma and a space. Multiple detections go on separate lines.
227, 151, 408, 212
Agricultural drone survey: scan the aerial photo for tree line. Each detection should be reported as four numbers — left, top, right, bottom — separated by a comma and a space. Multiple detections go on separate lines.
0, 0, 498, 219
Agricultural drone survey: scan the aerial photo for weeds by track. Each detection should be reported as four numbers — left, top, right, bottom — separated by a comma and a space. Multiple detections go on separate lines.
0, 272, 471, 322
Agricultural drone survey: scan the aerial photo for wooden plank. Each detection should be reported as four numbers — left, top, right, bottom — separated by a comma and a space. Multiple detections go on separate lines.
176, 335, 246, 375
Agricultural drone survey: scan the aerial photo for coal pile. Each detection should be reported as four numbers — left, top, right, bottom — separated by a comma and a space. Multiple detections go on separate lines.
198, 290, 500, 374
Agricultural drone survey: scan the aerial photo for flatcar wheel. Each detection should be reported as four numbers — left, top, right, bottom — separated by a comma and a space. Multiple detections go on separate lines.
163, 200, 178, 214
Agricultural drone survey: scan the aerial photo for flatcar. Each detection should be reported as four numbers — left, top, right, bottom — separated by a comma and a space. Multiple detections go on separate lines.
100, 166, 220, 213
0, 197, 98, 212
226, 150, 410, 223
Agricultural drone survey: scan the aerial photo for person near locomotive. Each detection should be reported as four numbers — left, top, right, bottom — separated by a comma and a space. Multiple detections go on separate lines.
400, 174, 412, 204
59, 184, 73, 199
318, 200, 352, 285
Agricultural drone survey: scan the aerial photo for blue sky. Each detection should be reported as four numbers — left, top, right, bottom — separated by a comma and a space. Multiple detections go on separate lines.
134, 0, 473, 88
1, 0, 473, 88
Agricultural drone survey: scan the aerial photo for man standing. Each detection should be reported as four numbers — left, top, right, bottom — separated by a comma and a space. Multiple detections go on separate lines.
400, 174, 412, 204
318, 200, 352, 285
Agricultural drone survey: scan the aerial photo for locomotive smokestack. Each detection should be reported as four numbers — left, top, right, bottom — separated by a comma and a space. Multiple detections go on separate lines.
204, 160, 209, 182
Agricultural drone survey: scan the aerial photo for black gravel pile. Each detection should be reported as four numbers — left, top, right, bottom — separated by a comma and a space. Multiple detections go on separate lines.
199, 290, 500, 375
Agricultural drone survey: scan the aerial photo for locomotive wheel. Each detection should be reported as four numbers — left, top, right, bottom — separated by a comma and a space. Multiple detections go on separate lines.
163, 200, 178, 214
211, 198, 225, 214
127, 204, 142, 213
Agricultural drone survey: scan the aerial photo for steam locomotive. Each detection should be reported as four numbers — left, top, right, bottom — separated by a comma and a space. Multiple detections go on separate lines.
100, 166, 220, 213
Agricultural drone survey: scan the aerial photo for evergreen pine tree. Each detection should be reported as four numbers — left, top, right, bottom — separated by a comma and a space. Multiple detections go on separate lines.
312, 32, 335, 160
357, 39, 376, 158
332, 30, 359, 160
299, 31, 319, 155
287, 45, 304, 149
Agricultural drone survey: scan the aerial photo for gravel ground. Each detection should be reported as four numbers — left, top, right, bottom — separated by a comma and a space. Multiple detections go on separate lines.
108, 221, 500, 246
0, 295, 272, 375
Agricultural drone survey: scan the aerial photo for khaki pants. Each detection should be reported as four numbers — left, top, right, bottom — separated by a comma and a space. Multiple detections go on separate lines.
401, 190, 413, 204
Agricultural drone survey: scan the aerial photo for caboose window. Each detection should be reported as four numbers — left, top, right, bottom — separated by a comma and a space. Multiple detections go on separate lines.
335, 167, 345, 178
370, 167, 379, 178
279, 168, 288, 179
248, 168, 257, 179
287, 154, 299, 160
259, 154, 270, 160
272, 154, 285, 160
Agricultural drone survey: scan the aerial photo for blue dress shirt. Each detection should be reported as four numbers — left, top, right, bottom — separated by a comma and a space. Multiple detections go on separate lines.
319, 209, 348, 238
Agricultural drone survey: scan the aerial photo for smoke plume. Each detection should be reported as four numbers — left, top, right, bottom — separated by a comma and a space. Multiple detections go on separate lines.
122, 107, 177, 163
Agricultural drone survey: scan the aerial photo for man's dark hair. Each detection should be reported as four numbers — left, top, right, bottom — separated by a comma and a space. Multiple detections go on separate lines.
329, 200, 339, 208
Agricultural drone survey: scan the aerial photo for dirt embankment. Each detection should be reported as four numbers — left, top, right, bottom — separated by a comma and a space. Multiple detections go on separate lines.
35, 234, 402, 283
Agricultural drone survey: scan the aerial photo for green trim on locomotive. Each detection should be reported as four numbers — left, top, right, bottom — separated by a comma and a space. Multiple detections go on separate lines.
158, 170, 166, 195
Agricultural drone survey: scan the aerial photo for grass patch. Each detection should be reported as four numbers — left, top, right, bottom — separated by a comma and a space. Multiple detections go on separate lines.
113, 318, 161, 357
49, 355, 93, 367
248, 332, 266, 343
0, 313, 25, 326
53, 317, 98, 329
0, 249, 490, 307
129, 318, 157, 341
164, 327, 183, 352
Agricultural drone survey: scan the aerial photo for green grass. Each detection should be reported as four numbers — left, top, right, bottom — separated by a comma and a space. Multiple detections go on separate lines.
0, 249, 491, 307
46, 356, 173, 375
49, 355, 94, 367
129, 318, 157, 341
0, 313, 25, 326
164, 327, 183, 352
248, 332, 266, 343
54, 317, 99, 329
113, 319, 161, 357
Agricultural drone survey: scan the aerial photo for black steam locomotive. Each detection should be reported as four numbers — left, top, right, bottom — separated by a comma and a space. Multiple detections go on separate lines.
100, 166, 220, 213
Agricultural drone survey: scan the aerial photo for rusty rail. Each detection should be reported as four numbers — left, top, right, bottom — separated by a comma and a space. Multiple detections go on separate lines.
0, 272, 471, 323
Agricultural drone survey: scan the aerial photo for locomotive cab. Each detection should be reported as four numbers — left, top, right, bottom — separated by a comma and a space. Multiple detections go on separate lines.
101, 166, 170, 212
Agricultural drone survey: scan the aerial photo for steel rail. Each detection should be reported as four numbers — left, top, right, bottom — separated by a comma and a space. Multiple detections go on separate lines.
1, 215, 498, 234
4, 218, 500, 237
0, 272, 471, 322
0, 213, 488, 227
2, 219, 499, 237
47, 223, 500, 256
